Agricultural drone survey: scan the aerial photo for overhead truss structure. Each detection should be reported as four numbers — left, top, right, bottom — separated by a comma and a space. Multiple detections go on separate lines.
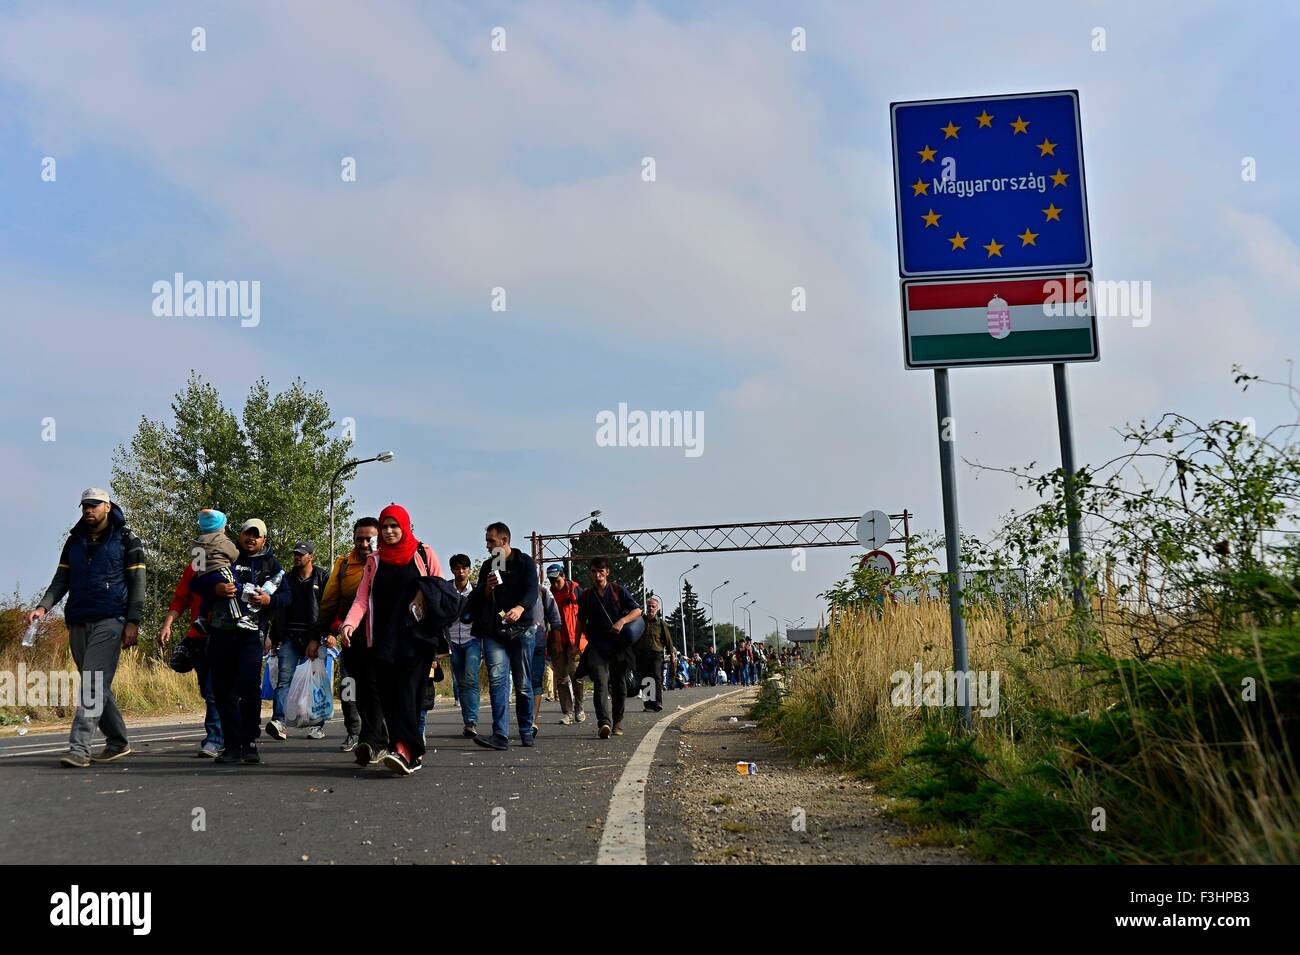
530, 512, 912, 567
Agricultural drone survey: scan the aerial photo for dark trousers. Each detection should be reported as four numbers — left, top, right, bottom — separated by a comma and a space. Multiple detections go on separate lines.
207, 626, 264, 752
342, 644, 386, 749
587, 641, 629, 728
636, 649, 664, 707
376, 650, 433, 759
335, 653, 362, 736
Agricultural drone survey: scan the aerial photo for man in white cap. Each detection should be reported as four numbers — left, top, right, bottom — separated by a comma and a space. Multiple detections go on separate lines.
190, 516, 287, 764
29, 487, 146, 768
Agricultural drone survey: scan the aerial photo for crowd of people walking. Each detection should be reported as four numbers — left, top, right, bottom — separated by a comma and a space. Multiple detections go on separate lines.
27, 487, 800, 776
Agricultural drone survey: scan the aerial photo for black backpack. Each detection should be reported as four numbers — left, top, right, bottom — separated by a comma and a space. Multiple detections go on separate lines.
410, 575, 467, 653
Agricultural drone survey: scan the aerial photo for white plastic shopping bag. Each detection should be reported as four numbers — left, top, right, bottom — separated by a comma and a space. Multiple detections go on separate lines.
308, 653, 335, 724
283, 660, 315, 727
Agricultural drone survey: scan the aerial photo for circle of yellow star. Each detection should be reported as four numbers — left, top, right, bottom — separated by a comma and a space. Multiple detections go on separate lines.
1010, 115, 1030, 135
1037, 137, 1057, 157
921, 208, 941, 228
1018, 227, 1039, 246
917, 144, 937, 163
941, 120, 960, 139
1051, 168, 1070, 187
1042, 203, 1062, 221
983, 238, 1004, 257
948, 231, 968, 251
911, 177, 930, 197
975, 110, 994, 128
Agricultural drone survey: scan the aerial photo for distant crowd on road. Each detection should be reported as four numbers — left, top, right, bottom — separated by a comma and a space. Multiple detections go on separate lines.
27, 488, 796, 776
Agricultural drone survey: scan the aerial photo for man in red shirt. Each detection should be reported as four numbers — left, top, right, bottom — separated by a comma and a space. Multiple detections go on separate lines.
546, 564, 586, 725
159, 563, 224, 757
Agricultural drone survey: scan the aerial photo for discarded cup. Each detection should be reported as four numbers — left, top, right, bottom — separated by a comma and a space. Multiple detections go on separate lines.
735, 761, 758, 776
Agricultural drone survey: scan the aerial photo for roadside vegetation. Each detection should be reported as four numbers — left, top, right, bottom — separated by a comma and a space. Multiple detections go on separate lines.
759, 368, 1300, 863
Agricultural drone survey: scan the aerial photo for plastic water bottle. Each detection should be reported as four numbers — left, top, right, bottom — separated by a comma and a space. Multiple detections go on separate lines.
21, 620, 40, 647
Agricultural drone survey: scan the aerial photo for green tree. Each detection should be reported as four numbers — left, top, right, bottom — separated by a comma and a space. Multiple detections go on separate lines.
570, 518, 644, 596
666, 580, 711, 654
110, 372, 355, 651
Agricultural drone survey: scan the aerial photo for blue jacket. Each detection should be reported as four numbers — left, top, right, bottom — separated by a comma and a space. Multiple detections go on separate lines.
38, 503, 146, 624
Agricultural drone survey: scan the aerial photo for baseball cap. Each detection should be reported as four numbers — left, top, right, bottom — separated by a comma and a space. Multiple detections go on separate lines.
80, 487, 111, 506
546, 563, 564, 578
240, 518, 268, 537
292, 541, 314, 555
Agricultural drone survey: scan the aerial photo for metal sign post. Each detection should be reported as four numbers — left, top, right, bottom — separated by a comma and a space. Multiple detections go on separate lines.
934, 369, 972, 729
890, 90, 1098, 725
1053, 363, 1087, 619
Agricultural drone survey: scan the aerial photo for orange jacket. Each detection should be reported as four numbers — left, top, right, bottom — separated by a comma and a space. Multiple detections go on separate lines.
551, 579, 584, 652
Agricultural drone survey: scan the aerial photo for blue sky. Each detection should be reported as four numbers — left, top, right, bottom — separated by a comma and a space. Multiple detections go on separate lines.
2, 0, 1298, 636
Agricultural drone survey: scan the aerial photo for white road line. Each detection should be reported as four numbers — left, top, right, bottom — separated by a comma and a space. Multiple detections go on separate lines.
0, 716, 350, 758
0, 730, 208, 758
597, 689, 744, 866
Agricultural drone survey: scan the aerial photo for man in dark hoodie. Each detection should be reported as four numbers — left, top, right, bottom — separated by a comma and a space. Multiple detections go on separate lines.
190, 518, 289, 764
29, 487, 146, 768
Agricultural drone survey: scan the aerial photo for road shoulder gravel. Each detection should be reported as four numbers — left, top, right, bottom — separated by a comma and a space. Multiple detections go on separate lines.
653, 687, 971, 864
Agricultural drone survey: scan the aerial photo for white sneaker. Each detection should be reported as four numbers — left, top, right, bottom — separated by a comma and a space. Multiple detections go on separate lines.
307, 726, 325, 740
558, 713, 574, 725
266, 720, 287, 740
575, 710, 587, 723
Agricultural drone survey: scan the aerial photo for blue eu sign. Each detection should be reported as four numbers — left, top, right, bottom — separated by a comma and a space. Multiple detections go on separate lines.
891, 90, 1091, 277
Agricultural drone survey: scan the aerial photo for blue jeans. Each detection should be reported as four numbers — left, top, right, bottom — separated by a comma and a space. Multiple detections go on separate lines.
273, 640, 323, 728
450, 639, 482, 728
482, 626, 535, 741
531, 641, 546, 712
193, 652, 223, 751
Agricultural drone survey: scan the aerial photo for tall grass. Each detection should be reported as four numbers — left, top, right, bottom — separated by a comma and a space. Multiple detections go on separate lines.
762, 600, 1300, 864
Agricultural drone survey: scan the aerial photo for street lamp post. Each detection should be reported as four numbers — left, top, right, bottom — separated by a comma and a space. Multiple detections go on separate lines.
329, 451, 394, 565
742, 601, 757, 653
639, 543, 669, 608
708, 580, 730, 653
678, 563, 699, 655
730, 591, 749, 651
565, 509, 602, 580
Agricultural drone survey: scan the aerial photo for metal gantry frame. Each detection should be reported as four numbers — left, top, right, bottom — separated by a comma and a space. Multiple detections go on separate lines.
530, 511, 913, 575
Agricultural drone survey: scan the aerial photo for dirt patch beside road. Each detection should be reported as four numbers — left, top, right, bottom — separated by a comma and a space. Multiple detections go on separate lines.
672, 689, 971, 864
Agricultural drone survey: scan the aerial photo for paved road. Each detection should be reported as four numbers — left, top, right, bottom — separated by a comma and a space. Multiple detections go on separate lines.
0, 686, 735, 864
